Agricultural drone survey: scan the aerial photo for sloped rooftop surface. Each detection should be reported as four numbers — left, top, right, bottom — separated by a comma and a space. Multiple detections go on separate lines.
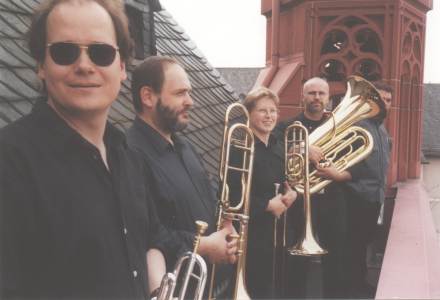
0, 0, 240, 182
217, 67, 262, 98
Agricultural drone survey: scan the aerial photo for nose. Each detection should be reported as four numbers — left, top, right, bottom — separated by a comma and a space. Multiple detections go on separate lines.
184, 93, 194, 107
74, 48, 94, 73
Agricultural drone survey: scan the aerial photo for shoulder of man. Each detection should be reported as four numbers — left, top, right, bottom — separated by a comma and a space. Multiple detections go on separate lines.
0, 112, 39, 150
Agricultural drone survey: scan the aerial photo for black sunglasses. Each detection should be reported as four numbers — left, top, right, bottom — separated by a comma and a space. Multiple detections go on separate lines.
46, 42, 119, 67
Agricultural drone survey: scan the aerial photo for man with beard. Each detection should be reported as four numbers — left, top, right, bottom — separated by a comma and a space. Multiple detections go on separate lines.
272, 77, 329, 298
127, 56, 237, 298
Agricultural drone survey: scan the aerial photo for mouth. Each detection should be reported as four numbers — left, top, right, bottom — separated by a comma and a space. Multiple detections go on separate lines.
69, 83, 101, 88
181, 107, 192, 115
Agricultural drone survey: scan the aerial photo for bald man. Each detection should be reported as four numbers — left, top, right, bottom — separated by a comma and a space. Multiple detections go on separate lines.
272, 77, 330, 298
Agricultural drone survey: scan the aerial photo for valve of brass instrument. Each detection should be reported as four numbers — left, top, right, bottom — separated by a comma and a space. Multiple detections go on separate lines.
193, 220, 208, 253
318, 159, 331, 168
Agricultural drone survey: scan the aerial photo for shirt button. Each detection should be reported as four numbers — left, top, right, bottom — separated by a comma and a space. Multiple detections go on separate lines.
123, 228, 128, 235
133, 270, 138, 278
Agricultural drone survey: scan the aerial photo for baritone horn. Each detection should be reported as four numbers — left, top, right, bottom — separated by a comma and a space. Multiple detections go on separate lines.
286, 75, 385, 194
156, 221, 208, 300
208, 103, 255, 300
285, 122, 327, 256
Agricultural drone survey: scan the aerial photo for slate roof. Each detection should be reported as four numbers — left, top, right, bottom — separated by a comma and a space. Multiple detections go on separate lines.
0, 0, 240, 183
217, 67, 263, 99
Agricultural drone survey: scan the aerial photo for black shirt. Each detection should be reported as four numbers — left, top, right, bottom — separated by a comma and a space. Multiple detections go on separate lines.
228, 134, 285, 298
346, 119, 391, 204
126, 118, 234, 298
247, 135, 285, 247
0, 102, 173, 299
273, 112, 328, 139
126, 118, 217, 264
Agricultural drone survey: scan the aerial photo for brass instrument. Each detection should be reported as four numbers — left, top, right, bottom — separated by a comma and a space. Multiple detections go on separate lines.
272, 183, 288, 296
208, 103, 255, 300
272, 183, 281, 295
286, 75, 385, 194
285, 122, 328, 256
285, 75, 385, 256
156, 221, 208, 300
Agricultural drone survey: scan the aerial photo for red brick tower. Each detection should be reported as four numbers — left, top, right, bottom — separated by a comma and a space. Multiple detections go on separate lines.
256, 0, 433, 185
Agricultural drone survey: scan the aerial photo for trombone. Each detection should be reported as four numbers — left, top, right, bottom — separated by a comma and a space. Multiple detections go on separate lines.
285, 122, 327, 256
208, 103, 255, 300
156, 221, 208, 300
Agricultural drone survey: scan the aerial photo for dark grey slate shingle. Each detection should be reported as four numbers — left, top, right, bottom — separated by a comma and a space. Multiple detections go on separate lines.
0, 0, 241, 184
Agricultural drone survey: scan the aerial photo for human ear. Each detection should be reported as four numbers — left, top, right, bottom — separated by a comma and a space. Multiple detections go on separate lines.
140, 86, 156, 109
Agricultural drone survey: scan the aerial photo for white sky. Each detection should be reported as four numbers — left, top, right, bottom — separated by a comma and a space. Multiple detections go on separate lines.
160, 0, 439, 83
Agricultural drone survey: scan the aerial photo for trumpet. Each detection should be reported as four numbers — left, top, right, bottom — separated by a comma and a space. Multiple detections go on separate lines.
156, 221, 208, 300
208, 103, 255, 300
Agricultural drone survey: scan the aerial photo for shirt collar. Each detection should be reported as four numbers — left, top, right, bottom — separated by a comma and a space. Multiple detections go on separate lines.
32, 100, 126, 152
133, 117, 183, 154
254, 133, 278, 148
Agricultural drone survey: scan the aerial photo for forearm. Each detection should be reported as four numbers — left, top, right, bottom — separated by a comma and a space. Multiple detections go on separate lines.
336, 170, 352, 182
146, 248, 166, 293
197, 236, 211, 257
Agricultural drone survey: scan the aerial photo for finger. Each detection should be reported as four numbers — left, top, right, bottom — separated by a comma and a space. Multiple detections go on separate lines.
221, 218, 233, 228
227, 239, 238, 248
228, 254, 237, 264
227, 246, 238, 255
222, 221, 234, 234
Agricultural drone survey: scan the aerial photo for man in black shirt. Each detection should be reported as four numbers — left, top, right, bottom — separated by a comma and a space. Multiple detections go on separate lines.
0, 1, 174, 298
127, 56, 237, 297
274, 77, 331, 298
315, 81, 392, 298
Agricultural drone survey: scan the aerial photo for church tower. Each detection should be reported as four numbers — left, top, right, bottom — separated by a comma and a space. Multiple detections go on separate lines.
256, 0, 433, 184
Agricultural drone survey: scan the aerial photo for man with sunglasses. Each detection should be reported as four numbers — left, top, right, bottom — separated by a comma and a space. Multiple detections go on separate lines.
0, 1, 178, 299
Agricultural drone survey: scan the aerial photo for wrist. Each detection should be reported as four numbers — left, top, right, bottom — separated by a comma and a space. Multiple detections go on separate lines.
198, 236, 210, 256
150, 287, 160, 299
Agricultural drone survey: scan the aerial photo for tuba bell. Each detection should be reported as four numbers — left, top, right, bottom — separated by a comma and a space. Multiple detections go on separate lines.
286, 75, 385, 194
208, 103, 255, 300
156, 221, 208, 300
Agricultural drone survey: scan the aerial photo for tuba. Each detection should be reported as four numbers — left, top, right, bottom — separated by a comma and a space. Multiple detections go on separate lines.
286, 75, 385, 194
156, 221, 208, 300
285, 75, 385, 256
208, 103, 255, 300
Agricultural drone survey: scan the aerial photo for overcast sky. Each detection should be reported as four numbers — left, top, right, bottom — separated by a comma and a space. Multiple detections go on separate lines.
160, 0, 439, 83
